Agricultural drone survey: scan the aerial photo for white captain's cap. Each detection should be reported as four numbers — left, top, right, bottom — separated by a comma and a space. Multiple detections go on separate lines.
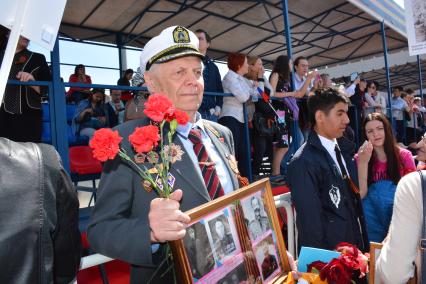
140, 26, 203, 73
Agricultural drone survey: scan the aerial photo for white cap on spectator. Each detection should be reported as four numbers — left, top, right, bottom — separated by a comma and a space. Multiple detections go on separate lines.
140, 26, 203, 73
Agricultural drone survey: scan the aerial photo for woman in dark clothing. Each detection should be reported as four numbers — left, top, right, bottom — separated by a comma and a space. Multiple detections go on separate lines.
268, 55, 303, 182
245, 56, 275, 177
117, 68, 134, 103
349, 78, 367, 141
0, 36, 51, 143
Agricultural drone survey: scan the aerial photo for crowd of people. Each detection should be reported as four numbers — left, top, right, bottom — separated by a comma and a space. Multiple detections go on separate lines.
1, 24, 426, 284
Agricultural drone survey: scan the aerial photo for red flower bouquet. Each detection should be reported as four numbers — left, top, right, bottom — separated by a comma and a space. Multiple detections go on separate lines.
89, 94, 189, 197
285, 243, 369, 284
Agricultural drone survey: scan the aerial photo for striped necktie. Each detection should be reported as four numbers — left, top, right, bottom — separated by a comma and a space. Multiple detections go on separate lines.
188, 128, 224, 199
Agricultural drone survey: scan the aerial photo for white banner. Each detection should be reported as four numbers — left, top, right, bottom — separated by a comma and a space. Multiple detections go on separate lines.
404, 0, 426, 56
0, 0, 67, 50
0, 0, 66, 105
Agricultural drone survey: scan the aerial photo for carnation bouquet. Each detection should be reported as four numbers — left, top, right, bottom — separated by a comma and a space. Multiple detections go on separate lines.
89, 93, 189, 198
285, 243, 369, 284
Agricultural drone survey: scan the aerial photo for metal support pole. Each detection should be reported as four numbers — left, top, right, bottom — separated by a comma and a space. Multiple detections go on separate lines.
418, 55, 424, 104
380, 21, 393, 126
281, 0, 301, 174
50, 38, 70, 172
116, 33, 126, 77
242, 103, 252, 182
282, 0, 294, 90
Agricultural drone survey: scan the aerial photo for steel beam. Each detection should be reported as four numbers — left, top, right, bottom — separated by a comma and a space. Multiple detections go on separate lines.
381, 21, 393, 122
50, 38, 70, 172
418, 55, 424, 103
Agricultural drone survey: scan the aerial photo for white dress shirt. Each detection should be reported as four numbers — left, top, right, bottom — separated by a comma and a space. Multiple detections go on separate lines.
177, 113, 234, 195
294, 73, 306, 92
220, 70, 257, 123
318, 134, 349, 177
364, 92, 387, 115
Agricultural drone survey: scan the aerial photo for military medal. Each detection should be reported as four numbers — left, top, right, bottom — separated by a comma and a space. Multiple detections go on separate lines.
142, 180, 153, 193
167, 172, 176, 188
155, 175, 164, 190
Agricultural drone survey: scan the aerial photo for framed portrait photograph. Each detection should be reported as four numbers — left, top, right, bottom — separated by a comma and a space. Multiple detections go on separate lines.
170, 179, 291, 283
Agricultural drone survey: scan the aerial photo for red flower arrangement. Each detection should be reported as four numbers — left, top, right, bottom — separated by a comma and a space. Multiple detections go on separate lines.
89, 94, 189, 197
287, 243, 369, 284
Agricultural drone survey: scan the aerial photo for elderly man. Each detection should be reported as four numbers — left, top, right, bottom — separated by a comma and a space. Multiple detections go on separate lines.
87, 26, 240, 283
376, 135, 426, 283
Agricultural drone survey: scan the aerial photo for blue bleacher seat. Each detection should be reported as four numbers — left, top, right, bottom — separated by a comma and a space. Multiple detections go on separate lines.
41, 103, 88, 146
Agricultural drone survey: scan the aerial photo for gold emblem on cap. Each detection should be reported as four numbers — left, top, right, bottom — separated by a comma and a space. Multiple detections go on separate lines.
173, 26, 190, 43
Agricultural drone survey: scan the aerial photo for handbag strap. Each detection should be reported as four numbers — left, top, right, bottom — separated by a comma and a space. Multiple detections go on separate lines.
418, 170, 426, 283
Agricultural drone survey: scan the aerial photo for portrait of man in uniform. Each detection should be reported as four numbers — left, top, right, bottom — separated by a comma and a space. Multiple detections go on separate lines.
241, 194, 271, 241
208, 215, 236, 261
183, 222, 215, 279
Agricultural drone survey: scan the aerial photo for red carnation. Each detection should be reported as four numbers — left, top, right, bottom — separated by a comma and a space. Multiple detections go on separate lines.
129, 125, 160, 153
89, 128, 123, 162
143, 94, 173, 122
319, 258, 352, 284
174, 109, 189, 125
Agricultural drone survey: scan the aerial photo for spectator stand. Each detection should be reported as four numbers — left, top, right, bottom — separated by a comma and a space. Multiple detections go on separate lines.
6, 1, 426, 281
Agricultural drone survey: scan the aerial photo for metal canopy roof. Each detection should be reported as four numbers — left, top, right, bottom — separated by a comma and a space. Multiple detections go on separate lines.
60, 0, 408, 69
360, 58, 426, 91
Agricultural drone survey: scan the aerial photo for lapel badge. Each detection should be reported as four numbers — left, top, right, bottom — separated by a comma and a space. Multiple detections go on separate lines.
167, 172, 176, 188
141, 180, 153, 193
134, 153, 146, 164
219, 137, 225, 143
329, 184, 341, 209
155, 175, 164, 190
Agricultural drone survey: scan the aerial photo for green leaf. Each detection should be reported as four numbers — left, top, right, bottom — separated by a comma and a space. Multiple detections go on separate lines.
170, 119, 178, 132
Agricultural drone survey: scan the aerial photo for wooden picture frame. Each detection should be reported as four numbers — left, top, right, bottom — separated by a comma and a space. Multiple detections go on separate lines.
369, 242, 383, 284
170, 178, 291, 284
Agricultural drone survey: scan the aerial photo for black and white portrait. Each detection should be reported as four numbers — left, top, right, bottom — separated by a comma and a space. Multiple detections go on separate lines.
183, 222, 215, 280
216, 262, 248, 284
241, 193, 271, 241
208, 214, 236, 262
412, 0, 426, 42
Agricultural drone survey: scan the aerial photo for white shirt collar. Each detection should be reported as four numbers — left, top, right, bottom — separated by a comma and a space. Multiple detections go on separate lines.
176, 112, 206, 139
294, 73, 306, 83
317, 134, 338, 153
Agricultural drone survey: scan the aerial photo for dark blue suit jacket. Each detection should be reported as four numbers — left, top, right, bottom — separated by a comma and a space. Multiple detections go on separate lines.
288, 131, 368, 252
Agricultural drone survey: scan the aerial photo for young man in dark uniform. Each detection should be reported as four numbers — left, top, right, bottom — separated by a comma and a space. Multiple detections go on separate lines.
288, 89, 368, 253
